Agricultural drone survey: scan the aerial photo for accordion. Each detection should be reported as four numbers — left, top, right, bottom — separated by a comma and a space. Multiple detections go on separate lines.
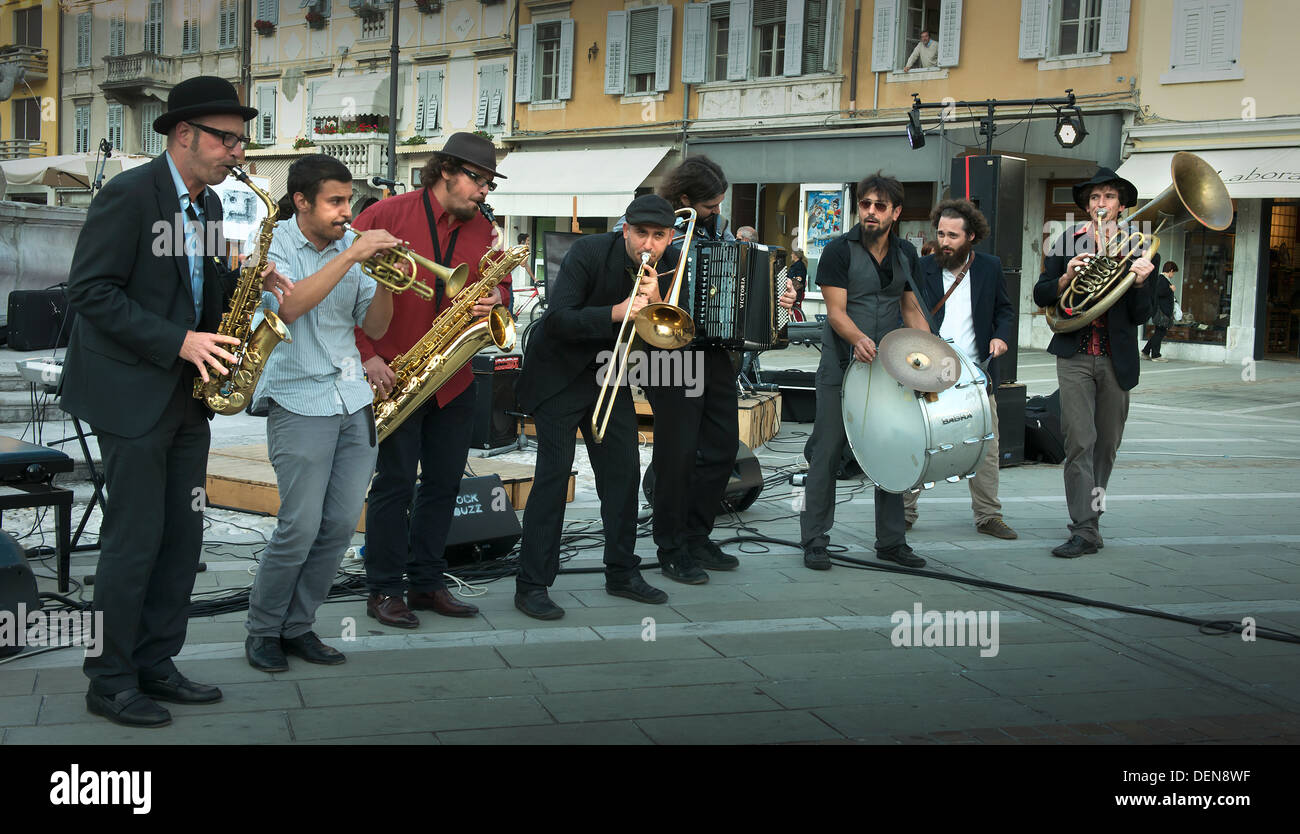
683, 240, 790, 350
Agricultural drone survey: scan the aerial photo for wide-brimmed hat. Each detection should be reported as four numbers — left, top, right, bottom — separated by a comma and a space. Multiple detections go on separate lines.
440, 132, 506, 179
1072, 167, 1138, 211
153, 76, 258, 134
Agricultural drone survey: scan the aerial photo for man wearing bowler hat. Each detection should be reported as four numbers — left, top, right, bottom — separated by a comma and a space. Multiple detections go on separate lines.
63, 76, 291, 726
352, 133, 514, 628
1034, 167, 1157, 558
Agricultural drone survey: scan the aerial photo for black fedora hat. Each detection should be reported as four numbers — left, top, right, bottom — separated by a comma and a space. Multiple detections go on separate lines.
153, 76, 259, 135
439, 132, 507, 179
1072, 167, 1138, 211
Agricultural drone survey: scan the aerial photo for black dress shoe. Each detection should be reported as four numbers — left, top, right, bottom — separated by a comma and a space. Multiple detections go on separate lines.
658, 550, 709, 585
1051, 535, 1098, 558
515, 589, 565, 620
245, 635, 289, 672
606, 573, 669, 604
688, 539, 739, 571
803, 546, 831, 571
140, 672, 223, 704
86, 687, 172, 728
878, 546, 927, 568
281, 632, 346, 665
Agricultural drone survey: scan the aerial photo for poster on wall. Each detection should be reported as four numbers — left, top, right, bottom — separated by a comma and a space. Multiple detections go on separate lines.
800, 183, 850, 291
211, 173, 273, 259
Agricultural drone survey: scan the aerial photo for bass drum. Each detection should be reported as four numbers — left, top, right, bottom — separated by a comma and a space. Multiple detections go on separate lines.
841, 350, 993, 494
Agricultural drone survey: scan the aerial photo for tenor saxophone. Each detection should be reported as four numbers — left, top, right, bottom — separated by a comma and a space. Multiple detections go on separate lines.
373, 244, 530, 442
192, 165, 292, 414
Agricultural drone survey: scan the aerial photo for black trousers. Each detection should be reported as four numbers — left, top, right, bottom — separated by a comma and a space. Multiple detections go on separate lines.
84, 372, 209, 696
517, 374, 641, 591
1142, 326, 1167, 358
643, 346, 738, 552
364, 386, 474, 595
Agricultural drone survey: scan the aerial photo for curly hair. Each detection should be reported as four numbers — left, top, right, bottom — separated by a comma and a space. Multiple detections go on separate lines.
417, 152, 462, 191
657, 155, 728, 206
930, 198, 990, 244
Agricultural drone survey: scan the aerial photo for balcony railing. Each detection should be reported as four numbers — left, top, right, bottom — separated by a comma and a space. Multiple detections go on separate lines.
0, 140, 47, 161
0, 44, 48, 80
104, 51, 177, 85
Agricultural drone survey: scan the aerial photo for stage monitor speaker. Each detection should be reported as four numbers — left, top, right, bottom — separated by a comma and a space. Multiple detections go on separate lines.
952, 155, 1026, 383
756, 369, 817, 423
470, 353, 521, 450
995, 383, 1026, 468
0, 532, 40, 658
6, 287, 75, 352
1024, 389, 1066, 464
642, 440, 765, 516
443, 475, 522, 567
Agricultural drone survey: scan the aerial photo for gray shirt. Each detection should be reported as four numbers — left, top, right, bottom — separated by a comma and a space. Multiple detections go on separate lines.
250, 216, 376, 417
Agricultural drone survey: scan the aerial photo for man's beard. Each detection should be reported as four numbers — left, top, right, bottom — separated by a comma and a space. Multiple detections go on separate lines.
861, 219, 891, 246
449, 200, 479, 222
936, 241, 972, 272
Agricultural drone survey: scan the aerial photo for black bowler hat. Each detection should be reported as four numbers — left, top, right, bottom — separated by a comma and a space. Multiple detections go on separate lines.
153, 75, 259, 134
1072, 166, 1138, 211
440, 132, 507, 179
624, 194, 675, 228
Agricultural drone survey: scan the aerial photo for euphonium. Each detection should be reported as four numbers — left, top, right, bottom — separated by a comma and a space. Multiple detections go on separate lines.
373, 244, 530, 442
193, 165, 292, 414
1046, 152, 1232, 333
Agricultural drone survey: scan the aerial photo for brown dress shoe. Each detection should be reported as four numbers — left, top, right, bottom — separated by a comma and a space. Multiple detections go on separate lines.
409, 588, 479, 618
367, 593, 419, 628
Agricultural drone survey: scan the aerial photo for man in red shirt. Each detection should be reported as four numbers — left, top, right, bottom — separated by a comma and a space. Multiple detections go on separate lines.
352, 133, 511, 626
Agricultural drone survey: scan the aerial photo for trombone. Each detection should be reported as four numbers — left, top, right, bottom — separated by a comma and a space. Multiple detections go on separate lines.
591, 208, 698, 443
342, 223, 467, 300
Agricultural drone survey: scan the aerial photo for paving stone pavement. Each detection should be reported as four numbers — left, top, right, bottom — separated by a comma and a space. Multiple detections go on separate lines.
2, 349, 1299, 745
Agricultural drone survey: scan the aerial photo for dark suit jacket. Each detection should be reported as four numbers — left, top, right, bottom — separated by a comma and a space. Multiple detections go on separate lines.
1032, 222, 1156, 392
516, 231, 677, 413
62, 153, 238, 437
1154, 273, 1175, 319
917, 251, 1015, 388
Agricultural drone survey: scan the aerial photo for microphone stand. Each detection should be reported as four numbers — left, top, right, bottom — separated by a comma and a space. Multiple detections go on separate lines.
90, 139, 112, 199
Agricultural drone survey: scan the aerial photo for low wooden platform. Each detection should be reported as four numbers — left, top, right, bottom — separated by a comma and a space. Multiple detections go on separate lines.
522, 391, 782, 448
205, 444, 572, 533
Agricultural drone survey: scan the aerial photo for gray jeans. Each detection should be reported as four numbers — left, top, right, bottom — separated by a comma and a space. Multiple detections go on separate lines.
246, 403, 377, 639
904, 400, 1002, 525
800, 382, 907, 554
1056, 354, 1129, 544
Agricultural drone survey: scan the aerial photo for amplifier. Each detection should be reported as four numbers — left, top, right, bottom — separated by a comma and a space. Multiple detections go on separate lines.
642, 440, 765, 516
757, 369, 817, 423
994, 383, 1026, 468
443, 474, 522, 566
7, 287, 75, 352
469, 353, 521, 450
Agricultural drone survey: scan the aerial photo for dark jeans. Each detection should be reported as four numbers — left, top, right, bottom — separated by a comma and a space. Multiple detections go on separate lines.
364, 387, 474, 595
1142, 326, 1167, 358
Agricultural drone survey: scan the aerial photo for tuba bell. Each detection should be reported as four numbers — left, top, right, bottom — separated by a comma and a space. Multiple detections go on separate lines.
1045, 151, 1233, 333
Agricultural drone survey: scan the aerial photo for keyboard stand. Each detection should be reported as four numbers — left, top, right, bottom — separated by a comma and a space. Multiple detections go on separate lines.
44, 416, 106, 552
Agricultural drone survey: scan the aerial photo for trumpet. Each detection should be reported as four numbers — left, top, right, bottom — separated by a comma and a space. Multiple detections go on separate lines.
341, 223, 466, 300
591, 208, 698, 443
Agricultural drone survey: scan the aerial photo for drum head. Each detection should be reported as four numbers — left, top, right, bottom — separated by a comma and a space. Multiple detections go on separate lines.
841, 359, 927, 492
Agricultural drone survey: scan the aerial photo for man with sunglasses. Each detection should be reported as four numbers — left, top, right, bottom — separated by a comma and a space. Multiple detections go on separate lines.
62, 77, 291, 727
798, 172, 931, 572
352, 132, 512, 628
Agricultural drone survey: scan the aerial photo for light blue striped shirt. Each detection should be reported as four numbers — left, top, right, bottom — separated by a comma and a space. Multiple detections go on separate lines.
250, 215, 376, 417
165, 151, 205, 322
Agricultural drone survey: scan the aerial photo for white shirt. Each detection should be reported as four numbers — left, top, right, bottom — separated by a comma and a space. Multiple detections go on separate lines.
906, 39, 939, 69
937, 264, 978, 362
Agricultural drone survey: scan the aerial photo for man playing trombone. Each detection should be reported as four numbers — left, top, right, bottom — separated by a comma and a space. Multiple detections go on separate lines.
512, 195, 678, 619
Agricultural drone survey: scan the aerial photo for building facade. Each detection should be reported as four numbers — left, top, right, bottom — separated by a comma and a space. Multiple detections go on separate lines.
1, 0, 59, 161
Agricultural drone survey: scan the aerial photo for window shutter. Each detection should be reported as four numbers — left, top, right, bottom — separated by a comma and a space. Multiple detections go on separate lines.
1170, 0, 1203, 69
783, 0, 804, 77
490, 81, 503, 126
1098, 0, 1129, 52
823, 0, 840, 71
427, 69, 443, 130
870, 0, 896, 71
476, 89, 489, 125
75, 106, 88, 153
937, 0, 962, 66
1018, 0, 1049, 59
259, 0, 278, 23
77, 14, 91, 66
415, 70, 428, 130
605, 11, 628, 95
516, 24, 534, 103
628, 10, 657, 75
259, 86, 275, 143
558, 19, 574, 100
726, 0, 751, 80
107, 105, 123, 151
1205, 0, 1239, 70
110, 13, 124, 56
654, 5, 674, 92
682, 3, 708, 84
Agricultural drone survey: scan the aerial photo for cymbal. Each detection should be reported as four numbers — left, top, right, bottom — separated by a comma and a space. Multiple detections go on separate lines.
877, 329, 961, 393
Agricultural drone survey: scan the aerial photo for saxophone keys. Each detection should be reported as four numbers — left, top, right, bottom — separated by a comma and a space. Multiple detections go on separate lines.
233, 370, 255, 389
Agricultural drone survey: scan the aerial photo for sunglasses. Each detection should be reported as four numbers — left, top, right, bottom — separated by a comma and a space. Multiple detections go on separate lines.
460, 166, 497, 192
858, 199, 892, 212
187, 121, 250, 149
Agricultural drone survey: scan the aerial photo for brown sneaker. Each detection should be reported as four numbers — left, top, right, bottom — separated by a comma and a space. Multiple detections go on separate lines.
976, 517, 1018, 540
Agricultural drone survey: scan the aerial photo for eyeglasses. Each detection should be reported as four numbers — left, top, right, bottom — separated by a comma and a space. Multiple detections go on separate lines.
187, 121, 250, 149
459, 166, 497, 192
858, 199, 892, 212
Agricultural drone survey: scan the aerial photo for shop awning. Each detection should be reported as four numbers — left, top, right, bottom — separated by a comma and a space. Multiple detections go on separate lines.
489, 146, 672, 218
312, 75, 390, 118
1117, 146, 1300, 200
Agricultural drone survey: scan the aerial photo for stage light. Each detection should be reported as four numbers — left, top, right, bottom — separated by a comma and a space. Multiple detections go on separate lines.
1055, 107, 1088, 148
907, 107, 925, 150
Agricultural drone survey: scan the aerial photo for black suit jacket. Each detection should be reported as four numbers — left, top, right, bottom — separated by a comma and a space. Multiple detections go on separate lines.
516, 231, 677, 413
917, 251, 1015, 388
62, 153, 238, 437
1032, 222, 1156, 392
